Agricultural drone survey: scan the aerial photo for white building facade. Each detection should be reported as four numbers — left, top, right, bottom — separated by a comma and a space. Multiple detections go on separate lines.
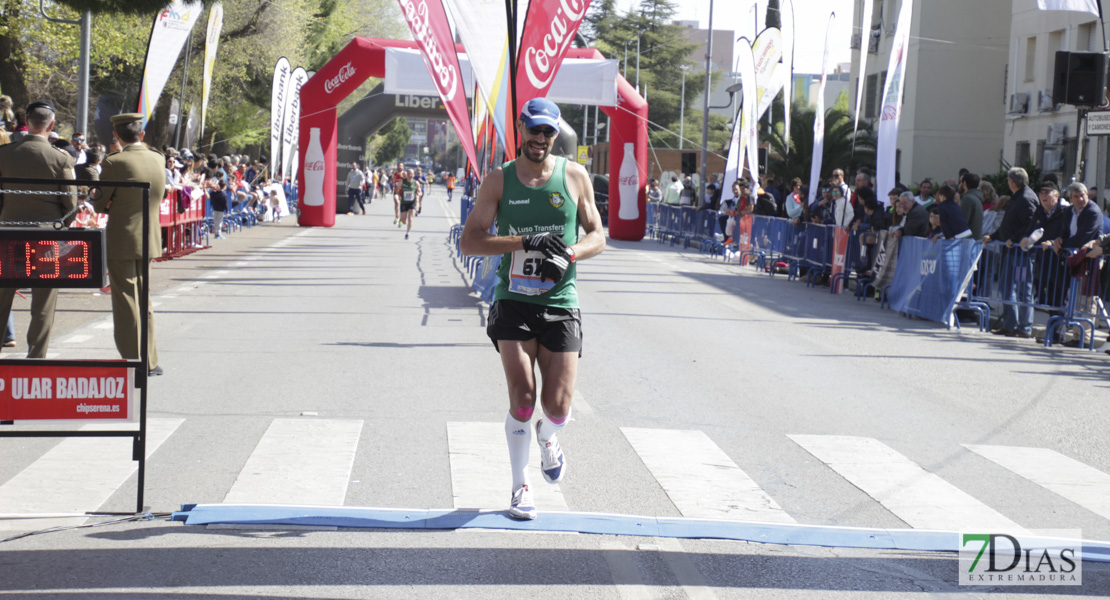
1003, 0, 1108, 204
850, 0, 1011, 188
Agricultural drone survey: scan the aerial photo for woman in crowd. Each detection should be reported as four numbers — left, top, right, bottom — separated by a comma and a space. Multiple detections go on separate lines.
785, 178, 804, 220
981, 193, 1009, 238
979, 180, 998, 212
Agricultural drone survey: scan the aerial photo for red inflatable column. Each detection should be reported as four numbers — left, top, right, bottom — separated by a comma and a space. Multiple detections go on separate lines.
297, 106, 337, 227
604, 76, 648, 241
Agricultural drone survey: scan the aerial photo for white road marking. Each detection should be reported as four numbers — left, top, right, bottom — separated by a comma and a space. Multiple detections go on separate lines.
964, 444, 1110, 521
654, 537, 719, 600
790, 435, 1025, 532
0, 418, 183, 531
222, 419, 363, 506
599, 540, 653, 600
621, 428, 794, 522
446, 422, 567, 512
94, 321, 114, 330
572, 389, 592, 415
62, 334, 92, 344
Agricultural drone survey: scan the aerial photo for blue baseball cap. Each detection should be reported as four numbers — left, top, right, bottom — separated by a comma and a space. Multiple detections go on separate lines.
520, 98, 560, 129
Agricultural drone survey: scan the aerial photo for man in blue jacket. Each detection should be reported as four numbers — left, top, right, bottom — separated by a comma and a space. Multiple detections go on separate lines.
1053, 182, 1105, 252
985, 167, 1038, 338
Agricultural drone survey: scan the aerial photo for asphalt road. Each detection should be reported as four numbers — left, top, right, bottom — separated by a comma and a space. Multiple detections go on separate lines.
1, 184, 1109, 599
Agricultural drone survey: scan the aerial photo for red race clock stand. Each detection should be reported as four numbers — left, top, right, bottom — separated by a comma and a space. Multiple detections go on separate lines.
0, 176, 155, 515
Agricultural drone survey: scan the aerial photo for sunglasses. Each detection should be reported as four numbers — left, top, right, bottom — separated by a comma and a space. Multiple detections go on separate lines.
526, 125, 557, 138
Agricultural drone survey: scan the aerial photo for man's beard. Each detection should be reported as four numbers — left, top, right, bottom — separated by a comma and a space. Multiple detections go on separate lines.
522, 141, 550, 163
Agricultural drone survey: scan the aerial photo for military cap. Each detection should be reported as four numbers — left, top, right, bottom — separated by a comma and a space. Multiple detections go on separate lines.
110, 113, 143, 126
27, 99, 56, 113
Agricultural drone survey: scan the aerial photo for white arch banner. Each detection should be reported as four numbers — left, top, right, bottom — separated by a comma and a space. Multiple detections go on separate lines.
384, 48, 619, 107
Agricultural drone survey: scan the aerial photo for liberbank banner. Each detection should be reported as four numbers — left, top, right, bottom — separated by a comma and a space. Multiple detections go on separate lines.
138, 0, 203, 128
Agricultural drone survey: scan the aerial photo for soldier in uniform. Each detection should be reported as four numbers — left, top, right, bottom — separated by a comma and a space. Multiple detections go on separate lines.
94, 113, 165, 376
0, 99, 78, 357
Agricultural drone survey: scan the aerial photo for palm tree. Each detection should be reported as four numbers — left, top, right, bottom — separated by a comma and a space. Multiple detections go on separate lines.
766, 101, 876, 185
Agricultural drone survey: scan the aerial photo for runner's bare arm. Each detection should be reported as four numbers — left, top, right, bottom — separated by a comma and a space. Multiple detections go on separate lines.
460, 168, 525, 256
567, 162, 605, 261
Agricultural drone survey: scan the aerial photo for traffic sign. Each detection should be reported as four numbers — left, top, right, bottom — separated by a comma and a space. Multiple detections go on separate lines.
1086, 110, 1110, 136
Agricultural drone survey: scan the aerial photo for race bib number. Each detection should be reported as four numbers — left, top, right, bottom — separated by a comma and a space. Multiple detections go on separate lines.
507, 249, 554, 296
403, 191, 415, 202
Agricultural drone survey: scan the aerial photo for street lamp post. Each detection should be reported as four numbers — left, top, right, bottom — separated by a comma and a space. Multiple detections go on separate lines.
679, 65, 689, 150
699, 0, 715, 204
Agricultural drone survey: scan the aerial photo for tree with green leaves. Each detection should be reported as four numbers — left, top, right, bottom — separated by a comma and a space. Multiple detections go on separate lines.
766, 0, 781, 29
766, 99, 875, 185
373, 117, 411, 165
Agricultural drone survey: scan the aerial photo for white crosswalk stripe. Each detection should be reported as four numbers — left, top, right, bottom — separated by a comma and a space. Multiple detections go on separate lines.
964, 444, 1110, 521
790, 434, 1025, 532
8, 417, 1110, 536
0, 418, 183, 531
621, 427, 794, 522
223, 418, 363, 505
447, 421, 567, 511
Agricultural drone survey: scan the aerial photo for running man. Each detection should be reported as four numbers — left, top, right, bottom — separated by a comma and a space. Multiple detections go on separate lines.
446, 172, 457, 202
460, 98, 605, 520
399, 168, 418, 240
415, 167, 427, 215
392, 161, 405, 225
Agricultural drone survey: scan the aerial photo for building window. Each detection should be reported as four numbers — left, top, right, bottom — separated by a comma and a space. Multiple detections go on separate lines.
865, 74, 878, 117
1046, 30, 1064, 83
1024, 36, 1037, 83
1036, 139, 1045, 168
1016, 141, 1030, 166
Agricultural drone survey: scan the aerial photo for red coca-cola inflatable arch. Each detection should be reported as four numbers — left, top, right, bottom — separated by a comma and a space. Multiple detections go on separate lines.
297, 37, 648, 241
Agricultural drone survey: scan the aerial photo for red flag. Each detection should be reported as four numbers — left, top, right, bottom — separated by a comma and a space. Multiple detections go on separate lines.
397, 0, 479, 172
516, 0, 592, 113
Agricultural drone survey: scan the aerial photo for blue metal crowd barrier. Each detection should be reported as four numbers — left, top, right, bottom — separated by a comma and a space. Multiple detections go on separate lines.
969, 242, 1110, 348
648, 203, 725, 255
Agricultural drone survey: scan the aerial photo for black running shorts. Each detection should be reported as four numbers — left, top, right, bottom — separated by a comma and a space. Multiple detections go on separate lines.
487, 299, 582, 355
400, 200, 416, 213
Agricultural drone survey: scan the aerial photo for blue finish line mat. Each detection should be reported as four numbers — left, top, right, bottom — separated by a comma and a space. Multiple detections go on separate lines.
171, 503, 1110, 563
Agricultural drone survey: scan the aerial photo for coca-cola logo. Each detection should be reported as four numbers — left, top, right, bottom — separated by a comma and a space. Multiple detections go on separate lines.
619, 175, 637, 187
324, 63, 355, 94
306, 160, 325, 173
401, 0, 458, 101
522, 0, 587, 90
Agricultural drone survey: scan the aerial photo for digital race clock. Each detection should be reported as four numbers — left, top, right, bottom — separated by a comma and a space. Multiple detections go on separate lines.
0, 228, 107, 288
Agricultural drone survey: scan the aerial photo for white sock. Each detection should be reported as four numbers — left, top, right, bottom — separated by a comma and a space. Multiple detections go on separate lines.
505, 412, 531, 490
537, 407, 571, 442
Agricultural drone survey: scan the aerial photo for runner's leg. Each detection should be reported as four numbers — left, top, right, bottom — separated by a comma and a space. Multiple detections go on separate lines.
498, 339, 539, 492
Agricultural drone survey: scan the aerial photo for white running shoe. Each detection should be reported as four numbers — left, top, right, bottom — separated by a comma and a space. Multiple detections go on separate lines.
508, 484, 536, 520
536, 420, 565, 484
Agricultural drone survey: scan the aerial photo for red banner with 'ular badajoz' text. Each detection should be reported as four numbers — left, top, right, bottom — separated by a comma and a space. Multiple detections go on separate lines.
397, 0, 478, 171
516, 0, 592, 114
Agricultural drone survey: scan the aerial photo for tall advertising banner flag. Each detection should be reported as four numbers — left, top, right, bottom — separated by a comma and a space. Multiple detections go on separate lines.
200, 2, 223, 139
752, 28, 783, 120
807, 13, 835, 205
270, 57, 291, 180
1036, 0, 1101, 16
444, 0, 526, 159
516, 0, 593, 109
852, 0, 873, 141
137, 0, 203, 129
780, 0, 795, 154
724, 39, 758, 192
877, 0, 914, 206
281, 68, 309, 181
398, 0, 479, 171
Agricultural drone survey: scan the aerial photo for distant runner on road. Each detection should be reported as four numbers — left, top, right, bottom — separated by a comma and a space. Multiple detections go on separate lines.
460, 97, 606, 520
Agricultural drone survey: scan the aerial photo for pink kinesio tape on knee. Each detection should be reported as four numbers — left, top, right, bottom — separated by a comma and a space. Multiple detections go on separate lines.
547, 411, 569, 425
514, 407, 534, 420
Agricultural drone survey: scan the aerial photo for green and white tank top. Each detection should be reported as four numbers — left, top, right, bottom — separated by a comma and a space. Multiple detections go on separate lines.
494, 157, 579, 308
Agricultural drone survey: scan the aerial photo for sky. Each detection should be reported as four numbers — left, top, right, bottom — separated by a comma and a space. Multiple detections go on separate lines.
615, 0, 856, 74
